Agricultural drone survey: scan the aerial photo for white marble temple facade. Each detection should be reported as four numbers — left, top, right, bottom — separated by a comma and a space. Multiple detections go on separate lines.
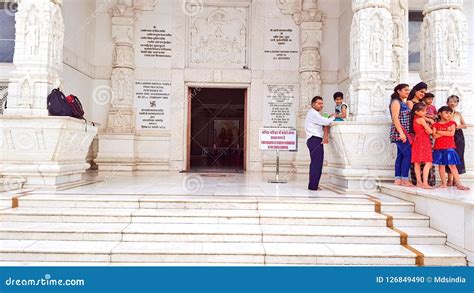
0, 0, 473, 188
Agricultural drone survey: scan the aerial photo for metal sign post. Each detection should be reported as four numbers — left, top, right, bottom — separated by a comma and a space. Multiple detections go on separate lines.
259, 128, 297, 184
268, 149, 287, 183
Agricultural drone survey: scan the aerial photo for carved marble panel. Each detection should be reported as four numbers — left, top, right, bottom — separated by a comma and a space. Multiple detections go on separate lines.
111, 68, 135, 107
188, 6, 249, 69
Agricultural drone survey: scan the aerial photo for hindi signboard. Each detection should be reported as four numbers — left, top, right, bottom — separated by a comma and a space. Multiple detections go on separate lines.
259, 128, 297, 151
134, 80, 171, 131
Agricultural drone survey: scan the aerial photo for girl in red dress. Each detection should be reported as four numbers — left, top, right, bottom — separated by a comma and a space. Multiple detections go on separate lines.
433, 106, 470, 191
410, 103, 434, 189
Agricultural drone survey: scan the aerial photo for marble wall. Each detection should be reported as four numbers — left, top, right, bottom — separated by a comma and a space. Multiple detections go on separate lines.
2, 0, 473, 173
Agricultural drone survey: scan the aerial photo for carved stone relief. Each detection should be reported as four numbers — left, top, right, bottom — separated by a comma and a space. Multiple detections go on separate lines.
189, 7, 248, 68
111, 68, 134, 106
113, 45, 135, 68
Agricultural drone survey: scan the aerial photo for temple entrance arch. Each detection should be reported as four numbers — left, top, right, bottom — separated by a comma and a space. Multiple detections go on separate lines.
186, 85, 248, 172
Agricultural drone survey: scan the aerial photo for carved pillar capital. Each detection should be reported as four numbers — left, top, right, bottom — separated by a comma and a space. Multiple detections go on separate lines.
423, 0, 463, 14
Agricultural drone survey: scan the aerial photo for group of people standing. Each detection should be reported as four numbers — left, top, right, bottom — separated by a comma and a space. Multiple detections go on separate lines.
303, 84, 469, 192
390, 82, 469, 191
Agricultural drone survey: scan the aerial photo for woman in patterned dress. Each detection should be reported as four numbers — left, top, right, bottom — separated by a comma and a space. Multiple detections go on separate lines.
390, 84, 415, 187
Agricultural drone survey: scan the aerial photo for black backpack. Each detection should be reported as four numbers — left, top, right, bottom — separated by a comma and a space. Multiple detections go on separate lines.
47, 89, 73, 117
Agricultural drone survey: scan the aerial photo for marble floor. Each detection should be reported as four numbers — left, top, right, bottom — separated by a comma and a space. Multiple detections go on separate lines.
7, 170, 469, 199
2, 170, 472, 199
16, 171, 344, 198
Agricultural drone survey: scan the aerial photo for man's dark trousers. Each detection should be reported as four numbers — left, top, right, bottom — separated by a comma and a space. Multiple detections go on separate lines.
306, 136, 324, 190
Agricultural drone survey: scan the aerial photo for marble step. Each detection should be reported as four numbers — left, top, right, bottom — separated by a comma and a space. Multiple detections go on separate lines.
397, 227, 446, 245
0, 240, 410, 265
0, 222, 446, 245
366, 193, 415, 212
14, 194, 415, 212
0, 208, 392, 226
0, 207, 136, 224
0, 207, 430, 227
0, 192, 17, 211
0, 240, 464, 266
410, 245, 467, 266
389, 212, 430, 227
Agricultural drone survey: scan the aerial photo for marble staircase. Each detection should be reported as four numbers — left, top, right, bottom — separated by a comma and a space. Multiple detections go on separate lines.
0, 191, 467, 266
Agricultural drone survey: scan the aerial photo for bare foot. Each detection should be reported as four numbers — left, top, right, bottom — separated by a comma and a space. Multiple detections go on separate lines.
394, 179, 402, 185
447, 181, 453, 187
422, 184, 434, 190
402, 181, 415, 187
455, 184, 470, 191
416, 183, 423, 188
437, 184, 448, 189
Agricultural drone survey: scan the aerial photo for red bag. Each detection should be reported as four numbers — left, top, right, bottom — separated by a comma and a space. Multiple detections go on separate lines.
65, 95, 85, 119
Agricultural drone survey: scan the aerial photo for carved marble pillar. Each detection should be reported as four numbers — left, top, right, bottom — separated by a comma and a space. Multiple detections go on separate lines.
420, 0, 474, 178
96, 1, 158, 172
107, 4, 137, 134
296, 13, 323, 137
4, 0, 64, 117
1, 0, 98, 188
277, 0, 323, 173
420, 0, 472, 114
391, 0, 409, 84
348, 0, 394, 122
324, 0, 397, 192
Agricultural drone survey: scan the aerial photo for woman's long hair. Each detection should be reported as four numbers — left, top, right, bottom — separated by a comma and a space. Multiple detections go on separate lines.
408, 82, 427, 101
391, 83, 410, 102
410, 102, 427, 134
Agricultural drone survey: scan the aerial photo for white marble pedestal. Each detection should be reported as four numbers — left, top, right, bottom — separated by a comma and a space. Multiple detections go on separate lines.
0, 116, 97, 189
95, 134, 138, 171
325, 122, 397, 193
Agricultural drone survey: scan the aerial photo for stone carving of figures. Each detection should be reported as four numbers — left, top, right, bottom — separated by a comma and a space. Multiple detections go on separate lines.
196, 37, 207, 63
392, 50, 401, 82
51, 13, 62, 67
114, 111, 124, 128
231, 37, 240, 63
115, 71, 126, 102
371, 30, 383, 67
20, 79, 32, 107
446, 21, 460, 66
190, 8, 247, 66
302, 73, 318, 107
25, 14, 40, 56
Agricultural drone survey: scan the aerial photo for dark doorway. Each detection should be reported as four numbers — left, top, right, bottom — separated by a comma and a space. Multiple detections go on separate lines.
188, 88, 246, 172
